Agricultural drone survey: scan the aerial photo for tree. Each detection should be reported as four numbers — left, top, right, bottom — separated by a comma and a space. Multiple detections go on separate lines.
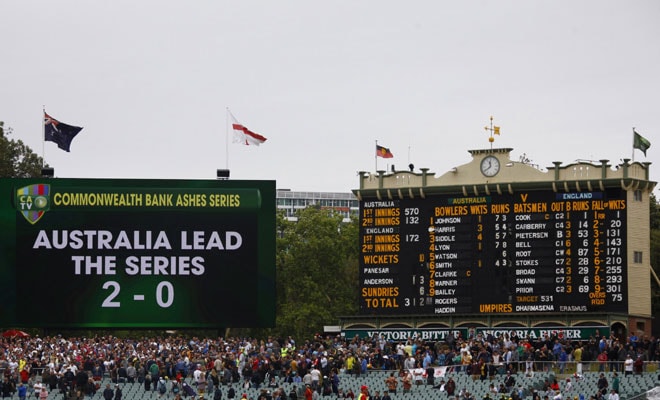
650, 193, 660, 230
272, 207, 359, 339
650, 194, 660, 321
233, 208, 359, 339
0, 121, 47, 178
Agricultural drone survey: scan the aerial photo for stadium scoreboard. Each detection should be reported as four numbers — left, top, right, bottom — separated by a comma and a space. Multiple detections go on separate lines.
359, 188, 627, 315
0, 178, 276, 328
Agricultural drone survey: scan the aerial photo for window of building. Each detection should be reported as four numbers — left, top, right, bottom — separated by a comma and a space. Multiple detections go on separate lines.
633, 190, 642, 202
633, 251, 643, 263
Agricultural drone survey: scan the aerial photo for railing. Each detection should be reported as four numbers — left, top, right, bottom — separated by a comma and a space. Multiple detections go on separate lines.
1, 360, 657, 380
357, 360, 659, 376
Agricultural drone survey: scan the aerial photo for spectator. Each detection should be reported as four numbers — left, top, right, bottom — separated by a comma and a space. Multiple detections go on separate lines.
357, 385, 369, 400
412, 365, 425, 385
114, 385, 122, 400
85, 378, 97, 399
103, 383, 114, 400
607, 389, 619, 400
624, 355, 633, 375
597, 373, 608, 395
611, 372, 620, 394
2, 377, 16, 399
504, 370, 516, 392
126, 364, 136, 384
385, 373, 397, 394
17, 383, 27, 400
401, 371, 412, 393
633, 355, 644, 374
445, 377, 456, 397
597, 351, 608, 372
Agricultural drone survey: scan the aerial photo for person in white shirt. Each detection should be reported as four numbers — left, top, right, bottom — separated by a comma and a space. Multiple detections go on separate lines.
608, 389, 620, 400
33, 381, 43, 397
404, 354, 416, 371
310, 367, 321, 390
104, 359, 113, 373
320, 353, 328, 371
623, 355, 634, 376
193, 367, 203, 386
9, 360, 19, 373
412, 367, 425, 385
396, 344, 405, 359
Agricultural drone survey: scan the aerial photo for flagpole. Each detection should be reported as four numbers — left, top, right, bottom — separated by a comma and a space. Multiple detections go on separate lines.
375, 140, 378, 172
42, 106, 46, 167
632, 127, 635, 162
226, 107, 230, 170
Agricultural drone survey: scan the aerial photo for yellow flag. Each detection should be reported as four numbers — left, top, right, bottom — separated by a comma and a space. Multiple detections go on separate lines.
494, 126, 500, 135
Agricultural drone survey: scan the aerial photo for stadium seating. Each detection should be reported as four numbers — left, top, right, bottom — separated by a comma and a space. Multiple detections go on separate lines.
15, 369, 659, 400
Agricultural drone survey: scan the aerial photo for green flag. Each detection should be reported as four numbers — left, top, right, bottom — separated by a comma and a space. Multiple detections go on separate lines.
633, 129, 651, 156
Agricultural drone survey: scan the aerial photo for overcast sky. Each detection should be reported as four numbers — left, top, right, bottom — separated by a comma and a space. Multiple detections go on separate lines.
2, 1, 659, 193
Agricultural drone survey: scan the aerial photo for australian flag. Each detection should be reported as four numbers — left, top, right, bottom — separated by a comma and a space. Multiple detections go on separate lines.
44, 112, 83, 152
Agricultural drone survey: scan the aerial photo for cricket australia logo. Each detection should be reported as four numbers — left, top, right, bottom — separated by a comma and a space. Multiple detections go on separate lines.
16, 184, 51, 224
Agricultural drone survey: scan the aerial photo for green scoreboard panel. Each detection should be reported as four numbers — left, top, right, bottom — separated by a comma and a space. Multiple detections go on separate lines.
359, 189, 627, 315
0, 178, 275, 328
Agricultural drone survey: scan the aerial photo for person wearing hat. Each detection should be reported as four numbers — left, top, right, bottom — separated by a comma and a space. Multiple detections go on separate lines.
114, 385, 122, 400
158, 376, 168, 398
623, 354, 633, 376
357, 385, 369, 400
304, 384, 313, 400
401, 371, 412, 393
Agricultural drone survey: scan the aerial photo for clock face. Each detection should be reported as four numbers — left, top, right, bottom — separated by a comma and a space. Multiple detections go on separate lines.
480, 155, 500, 177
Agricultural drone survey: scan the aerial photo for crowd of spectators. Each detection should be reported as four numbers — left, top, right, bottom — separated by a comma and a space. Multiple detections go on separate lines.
0, 330, 658, 400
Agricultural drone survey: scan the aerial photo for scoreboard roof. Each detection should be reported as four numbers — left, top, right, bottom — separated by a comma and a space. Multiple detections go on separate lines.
354, 148, 655, 199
